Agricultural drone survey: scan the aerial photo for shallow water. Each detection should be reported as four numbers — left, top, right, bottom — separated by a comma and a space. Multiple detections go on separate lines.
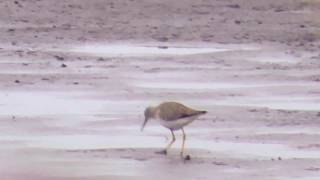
133, 81, 319, 90
245, 52, 300, 64
133, 81, 320, 111
1, 87, 318, 118
213, 96, 320, 111
144, 126, 320, 135
0, 91, 145, 116
282, 177, 320, 180
2, 133, 319, 159
68, 44, 231, 57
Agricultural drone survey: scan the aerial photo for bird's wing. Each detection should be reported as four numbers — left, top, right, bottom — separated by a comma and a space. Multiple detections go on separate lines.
158, 102, 206, 121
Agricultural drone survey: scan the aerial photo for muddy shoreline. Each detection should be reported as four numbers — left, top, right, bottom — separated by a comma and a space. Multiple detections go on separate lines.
1, 0, 320, 179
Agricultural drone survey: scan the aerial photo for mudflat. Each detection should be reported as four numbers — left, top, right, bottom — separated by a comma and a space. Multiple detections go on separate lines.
0, 0, 320, 179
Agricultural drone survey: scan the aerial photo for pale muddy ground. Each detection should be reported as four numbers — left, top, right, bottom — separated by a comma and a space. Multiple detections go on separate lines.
1, 0, 320, 180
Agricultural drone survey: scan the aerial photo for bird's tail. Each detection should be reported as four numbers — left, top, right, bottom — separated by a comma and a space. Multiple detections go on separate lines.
199, 110, 207, 114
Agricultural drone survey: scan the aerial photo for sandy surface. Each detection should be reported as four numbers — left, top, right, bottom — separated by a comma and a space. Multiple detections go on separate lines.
1, 0, 320, 179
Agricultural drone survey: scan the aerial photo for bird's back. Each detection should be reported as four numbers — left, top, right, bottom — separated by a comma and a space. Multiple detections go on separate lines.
157, 102, 206, 121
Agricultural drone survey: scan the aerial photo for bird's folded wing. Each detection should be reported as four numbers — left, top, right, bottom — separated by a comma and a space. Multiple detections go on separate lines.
159, 102, 204, 121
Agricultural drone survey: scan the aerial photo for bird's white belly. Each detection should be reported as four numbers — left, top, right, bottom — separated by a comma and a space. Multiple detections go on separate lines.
159, 116, 198, 131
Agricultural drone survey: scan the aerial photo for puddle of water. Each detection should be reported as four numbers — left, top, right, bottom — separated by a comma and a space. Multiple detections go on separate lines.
2, 134, 320, 159
212, 126, 320, 135
281, 177, 319, 180
0, 87, 319, 116
255, 58, 291, 64
133, 81, 320, 111
246, 54, 298, 64
68, 44, 230, 57
0, 91, 145, 116
142, 126, 320, 136
215, 142, 319, 159
213, 96, 320, 111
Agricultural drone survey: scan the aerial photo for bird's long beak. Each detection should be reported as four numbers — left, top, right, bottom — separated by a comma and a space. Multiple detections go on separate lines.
140, 117, 148, 132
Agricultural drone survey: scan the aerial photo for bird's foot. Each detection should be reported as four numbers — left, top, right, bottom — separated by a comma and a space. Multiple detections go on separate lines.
182, 154, 191, 161
155, 149, 167, 155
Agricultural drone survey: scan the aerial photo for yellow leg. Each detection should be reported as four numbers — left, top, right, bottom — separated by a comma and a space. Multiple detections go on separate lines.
181, 128, 186, 157
165, 130, 176, 151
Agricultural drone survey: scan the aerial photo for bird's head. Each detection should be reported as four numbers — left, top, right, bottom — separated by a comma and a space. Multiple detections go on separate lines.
141, 106, 155, 132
